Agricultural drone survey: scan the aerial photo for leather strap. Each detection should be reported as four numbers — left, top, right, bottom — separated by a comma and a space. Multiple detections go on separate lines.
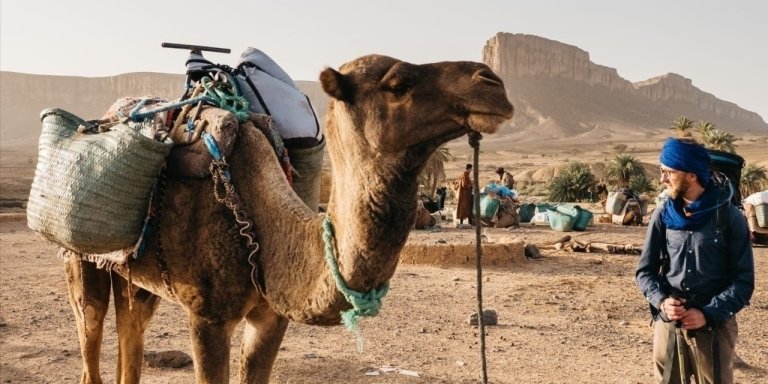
661, 323, 677, 384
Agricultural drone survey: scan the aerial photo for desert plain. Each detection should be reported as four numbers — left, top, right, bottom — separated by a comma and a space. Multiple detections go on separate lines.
1, 132, 767, 383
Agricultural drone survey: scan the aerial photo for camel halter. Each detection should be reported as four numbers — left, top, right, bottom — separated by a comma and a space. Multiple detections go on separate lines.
322, 216, 389, 349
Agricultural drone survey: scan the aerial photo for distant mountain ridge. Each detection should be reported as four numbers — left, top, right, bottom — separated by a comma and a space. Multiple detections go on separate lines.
482, 33, 767, 139
2, 32, 765, 147
0, 71, 327, 147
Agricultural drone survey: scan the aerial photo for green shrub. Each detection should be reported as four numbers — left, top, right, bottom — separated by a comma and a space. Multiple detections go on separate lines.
547, 162, 596, 202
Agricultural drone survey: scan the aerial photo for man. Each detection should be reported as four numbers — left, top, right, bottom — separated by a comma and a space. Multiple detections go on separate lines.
495, 166, 515, 190
455, 164, 473, 227
636, 137, 754, 384
435, 186, 447, 211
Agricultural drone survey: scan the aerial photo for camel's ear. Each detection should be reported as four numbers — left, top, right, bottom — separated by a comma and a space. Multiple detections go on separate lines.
320, 67, 354, 103
380, 62, 420, 94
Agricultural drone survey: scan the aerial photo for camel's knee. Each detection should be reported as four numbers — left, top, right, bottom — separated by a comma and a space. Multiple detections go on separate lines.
112, 277, 160, 330
65, 258, 111, 330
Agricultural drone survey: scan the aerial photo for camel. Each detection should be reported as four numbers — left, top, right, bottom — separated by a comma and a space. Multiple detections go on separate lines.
63, 54, 514, 383
480, 197, 520, 228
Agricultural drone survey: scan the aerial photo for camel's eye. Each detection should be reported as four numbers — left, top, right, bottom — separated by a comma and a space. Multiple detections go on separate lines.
380, 62, 420, 95
474, 69, 503, 86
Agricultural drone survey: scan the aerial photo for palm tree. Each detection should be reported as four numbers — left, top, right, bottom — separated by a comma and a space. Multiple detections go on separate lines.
740, 163, 768, 198
629, 172, 656, 194
605, 154, 645, 189
547, 162, 596, 202
419, 145, 452, 195
702, 129, 737, 153
671, 116, 695, 138
694, 121, 715, 140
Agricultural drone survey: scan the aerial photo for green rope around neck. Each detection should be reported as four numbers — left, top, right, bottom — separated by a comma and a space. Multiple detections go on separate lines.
322, 216, 389, 349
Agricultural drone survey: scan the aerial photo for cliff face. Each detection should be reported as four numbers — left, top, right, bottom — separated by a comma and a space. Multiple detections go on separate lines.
484, 33, 634, 92
483, 33, 767, 138
0, 72, 185, 145
632, 73, 761, 122
0, 72, 327, 147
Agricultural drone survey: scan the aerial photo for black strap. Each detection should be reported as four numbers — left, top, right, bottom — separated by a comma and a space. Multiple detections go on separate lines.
304, 94, 321, 137
711, 326, 721, 384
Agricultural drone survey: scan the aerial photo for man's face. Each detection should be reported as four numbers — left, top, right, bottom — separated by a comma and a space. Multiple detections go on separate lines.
660, 166, 689, 199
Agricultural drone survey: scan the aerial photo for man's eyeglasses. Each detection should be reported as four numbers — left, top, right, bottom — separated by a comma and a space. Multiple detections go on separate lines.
659, 168, 681, 177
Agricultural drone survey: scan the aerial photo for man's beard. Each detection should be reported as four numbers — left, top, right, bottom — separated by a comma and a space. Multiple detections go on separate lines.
666, 179, 690, 200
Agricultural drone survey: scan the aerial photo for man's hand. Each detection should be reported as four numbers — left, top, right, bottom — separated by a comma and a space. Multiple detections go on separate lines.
680, 308, 707, 330
660, 297, 686, 321
660, 297, 707, 329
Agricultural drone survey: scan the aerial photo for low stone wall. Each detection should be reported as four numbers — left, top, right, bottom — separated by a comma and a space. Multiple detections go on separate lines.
0, 212, 26, 223
399, 240, 525, 267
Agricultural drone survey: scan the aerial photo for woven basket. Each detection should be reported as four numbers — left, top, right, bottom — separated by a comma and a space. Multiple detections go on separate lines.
27, 108, 172, 253
757, 204, 768, 228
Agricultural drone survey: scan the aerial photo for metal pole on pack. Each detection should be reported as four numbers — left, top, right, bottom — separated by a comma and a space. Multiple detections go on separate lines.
161, 42, 231, 103
161, 42, 231, 54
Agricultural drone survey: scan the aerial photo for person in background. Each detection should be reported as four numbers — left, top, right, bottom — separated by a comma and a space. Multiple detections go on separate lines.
435, 186, 447, 211
496, 166, 515, 190
455, 164, 473, 227
635, 137, 754, 384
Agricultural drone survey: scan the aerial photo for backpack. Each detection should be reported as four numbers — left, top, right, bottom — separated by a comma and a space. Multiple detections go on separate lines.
184, 48, 323, 149
707, 149, 745, 207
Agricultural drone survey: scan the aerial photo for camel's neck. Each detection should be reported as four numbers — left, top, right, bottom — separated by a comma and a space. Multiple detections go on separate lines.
325, 150, 420, 290
323, 107, 424, 292
229, 124, 419, 324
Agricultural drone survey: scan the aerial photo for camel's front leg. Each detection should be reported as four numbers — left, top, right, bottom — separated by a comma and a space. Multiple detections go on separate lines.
239, 305, 289, 384
188, 315, 238, 383
112, 275, 161, 384
65, 257, 111, 384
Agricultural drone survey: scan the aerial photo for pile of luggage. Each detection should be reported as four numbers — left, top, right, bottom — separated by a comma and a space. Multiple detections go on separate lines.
26, 46, 324, 255
604, 189, 647, 226
525, 203, 593, 232
743, 190, 768, 244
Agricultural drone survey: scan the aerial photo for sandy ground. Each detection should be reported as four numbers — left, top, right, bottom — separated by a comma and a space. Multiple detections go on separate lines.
2, 139, 767, 383
1, 212, 767, 383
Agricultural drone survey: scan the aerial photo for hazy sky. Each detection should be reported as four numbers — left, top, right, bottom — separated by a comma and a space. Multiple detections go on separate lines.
2, 0, 766, 120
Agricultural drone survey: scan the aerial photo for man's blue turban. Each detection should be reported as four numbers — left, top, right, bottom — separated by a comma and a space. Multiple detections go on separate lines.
659, 137, 710, 186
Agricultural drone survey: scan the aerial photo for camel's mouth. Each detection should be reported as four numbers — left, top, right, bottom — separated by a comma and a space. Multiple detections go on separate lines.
466, 110, 514, 134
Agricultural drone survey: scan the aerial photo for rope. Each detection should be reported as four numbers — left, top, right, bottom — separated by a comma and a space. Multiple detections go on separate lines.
128, 95, 211, 122
128, 75, 250, 123
203, 132, 231, 181
322, 216, 389, 350
468, 131, 489, 384
199, 77, 250, 122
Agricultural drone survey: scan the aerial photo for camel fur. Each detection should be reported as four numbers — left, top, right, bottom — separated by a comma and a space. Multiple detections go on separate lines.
64, 54, 514, 384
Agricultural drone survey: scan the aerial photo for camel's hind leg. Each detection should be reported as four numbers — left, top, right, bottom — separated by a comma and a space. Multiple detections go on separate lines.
65, 257, 111, 384
111, 275, 161, 384
239, 305, 289, 384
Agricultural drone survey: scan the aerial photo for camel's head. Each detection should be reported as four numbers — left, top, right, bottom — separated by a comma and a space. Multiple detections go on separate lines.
320, 55, 514, 157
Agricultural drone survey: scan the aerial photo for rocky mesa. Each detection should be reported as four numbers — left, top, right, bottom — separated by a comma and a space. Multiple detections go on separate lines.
483, 33, 767, 140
